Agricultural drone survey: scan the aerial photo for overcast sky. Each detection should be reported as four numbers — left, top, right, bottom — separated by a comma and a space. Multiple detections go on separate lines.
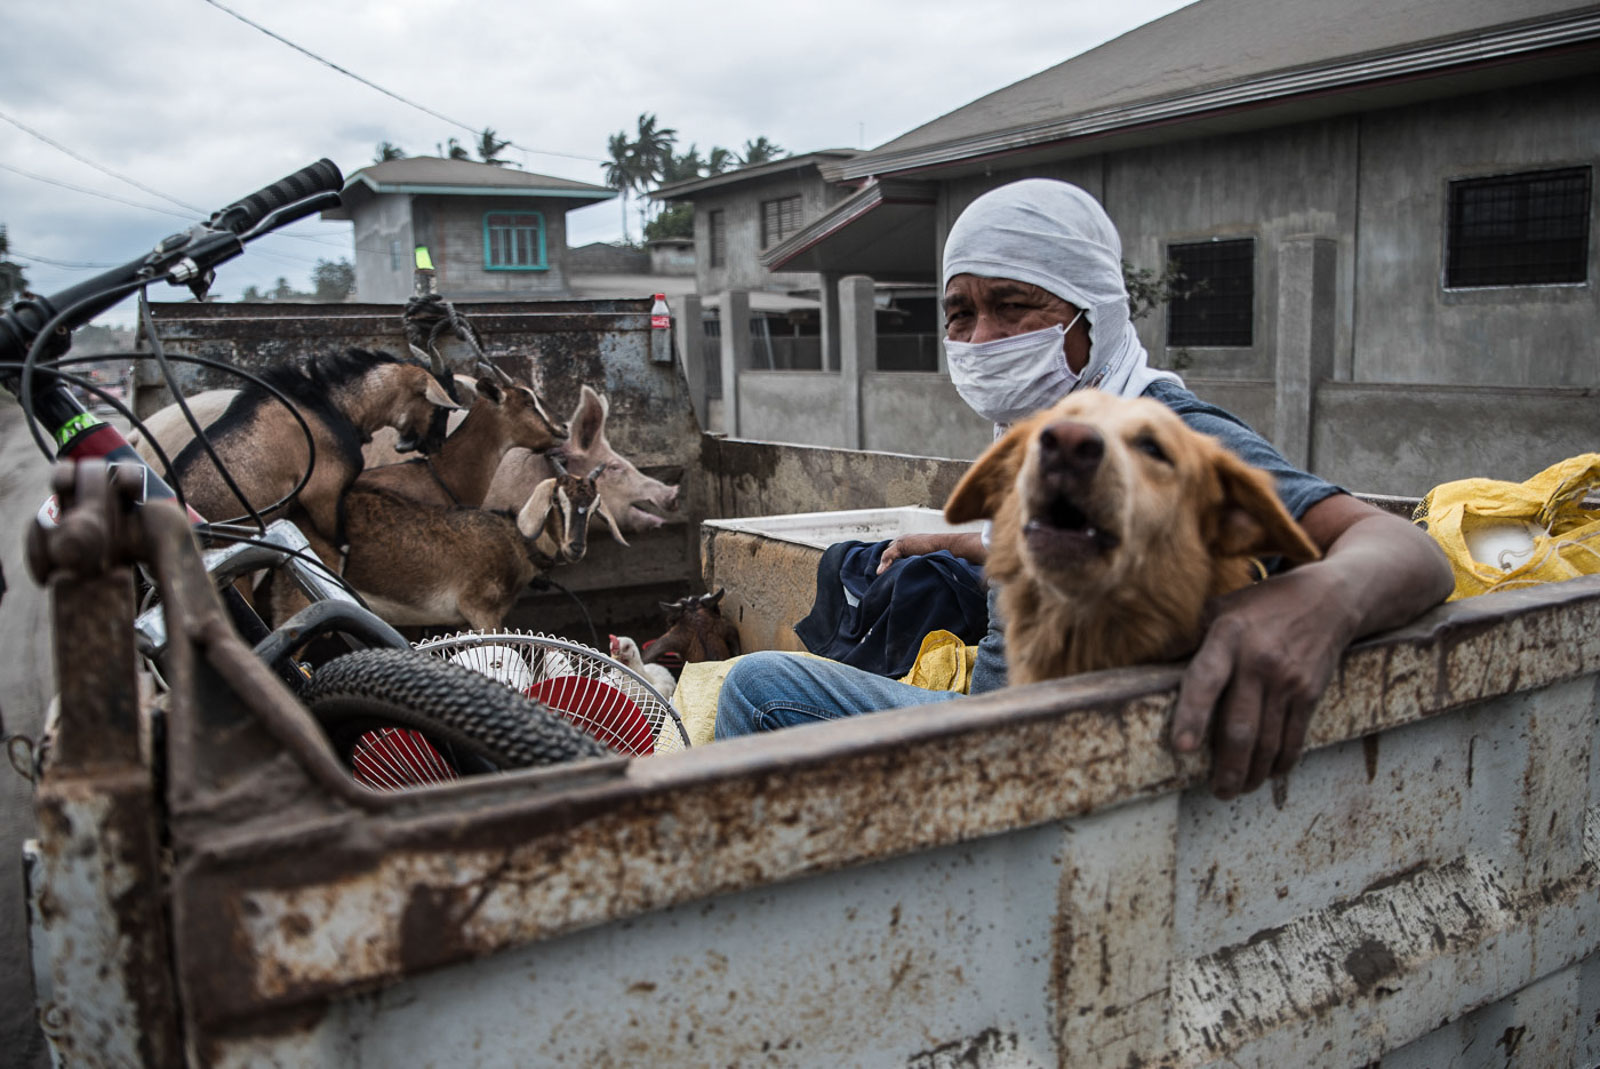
4, 0, 1193, 326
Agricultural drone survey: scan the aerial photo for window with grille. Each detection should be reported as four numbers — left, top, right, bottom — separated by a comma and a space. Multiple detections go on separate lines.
1446, 167, 1591, 288
761, 195, 803, 248
483, 212, 546, 270
709, 210, 726, 268
1166, 238, 1255, 347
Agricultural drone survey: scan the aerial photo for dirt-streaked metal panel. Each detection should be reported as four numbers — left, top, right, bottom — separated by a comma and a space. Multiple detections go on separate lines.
162, 577, 1600, 1066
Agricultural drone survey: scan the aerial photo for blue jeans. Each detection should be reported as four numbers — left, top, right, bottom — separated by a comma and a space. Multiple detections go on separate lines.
714, 651, 960, 739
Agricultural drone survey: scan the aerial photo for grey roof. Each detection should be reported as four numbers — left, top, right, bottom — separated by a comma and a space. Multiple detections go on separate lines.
842, 0, 1600, 179
652, 151, 862, 201
345, 157, 614, 198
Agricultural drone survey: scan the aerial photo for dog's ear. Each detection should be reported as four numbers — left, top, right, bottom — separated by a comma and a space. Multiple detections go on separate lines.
944, 422, 1032, 523
1208, 448, 1322, 565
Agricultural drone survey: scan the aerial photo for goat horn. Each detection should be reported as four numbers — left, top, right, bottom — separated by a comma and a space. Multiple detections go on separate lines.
548, 454, 569, 477
477, 357, 516, 386
585, 463, 606, 482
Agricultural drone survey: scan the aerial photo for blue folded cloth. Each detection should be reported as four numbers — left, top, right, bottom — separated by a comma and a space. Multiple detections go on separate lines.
793, 539, 989, 678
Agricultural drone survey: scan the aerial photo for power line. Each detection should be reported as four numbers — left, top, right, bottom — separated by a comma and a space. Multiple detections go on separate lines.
7, 247, 121, 269
0, 108, 205, 213
0, 160, 199, 221
199, 0, 606, 166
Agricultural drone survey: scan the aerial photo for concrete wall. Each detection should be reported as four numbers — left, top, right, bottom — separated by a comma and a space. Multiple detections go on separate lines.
737, 371, 849, 448
349, 195, 414, 305
567, 242, 650, 274
861, 372, 990, 459
1354, 76, 1600, 386
411, 194, 573, 300
692, 168, 853, 295
648, 240, 696, 276
1314, 382, 1600, 496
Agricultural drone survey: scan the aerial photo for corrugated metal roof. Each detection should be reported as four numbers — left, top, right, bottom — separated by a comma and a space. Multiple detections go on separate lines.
347, 157, 614, 198
842, 0, 1600, 179
651, 151, 862, 201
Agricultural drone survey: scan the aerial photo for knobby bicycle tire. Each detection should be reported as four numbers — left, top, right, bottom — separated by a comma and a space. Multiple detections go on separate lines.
302, 648, 613, 772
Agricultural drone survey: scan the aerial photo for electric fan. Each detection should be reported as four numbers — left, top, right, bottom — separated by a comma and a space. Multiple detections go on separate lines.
347, 631, 689, 791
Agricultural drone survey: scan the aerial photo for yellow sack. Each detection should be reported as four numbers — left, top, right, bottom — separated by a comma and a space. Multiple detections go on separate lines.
1414, 454, 1600, 601
898, 630, 979, 694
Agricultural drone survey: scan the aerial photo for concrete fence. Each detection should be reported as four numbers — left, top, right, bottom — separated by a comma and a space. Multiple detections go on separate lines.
682, 253, 1598, 491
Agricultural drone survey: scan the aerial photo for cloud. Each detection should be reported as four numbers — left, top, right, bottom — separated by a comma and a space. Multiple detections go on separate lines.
2, 0, 1193, 323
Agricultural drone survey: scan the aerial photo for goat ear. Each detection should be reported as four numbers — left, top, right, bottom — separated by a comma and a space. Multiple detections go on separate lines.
572, 385, 607, 451
423, 376, 461, 409
451, 375, 481, 403
475, 377, 504, 404
1207, 447, 1322, 565
515, 478, 559, 538
408, 343, 436, 366
595, 496, 629, 546
944, 421, 1032, 524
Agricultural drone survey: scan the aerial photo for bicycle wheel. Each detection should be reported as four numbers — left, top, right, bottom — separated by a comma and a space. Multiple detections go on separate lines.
302, 648, 613, 773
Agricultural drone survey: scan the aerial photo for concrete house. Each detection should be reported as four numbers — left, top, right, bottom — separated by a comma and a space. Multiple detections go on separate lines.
743, 0, 1598, 493
655, 150, 860, 302
323, 157, 615, 304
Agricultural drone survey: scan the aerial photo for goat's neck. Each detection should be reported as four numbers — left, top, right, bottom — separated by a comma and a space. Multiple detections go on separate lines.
431, 405, 514, 506
330, 381, 389, 437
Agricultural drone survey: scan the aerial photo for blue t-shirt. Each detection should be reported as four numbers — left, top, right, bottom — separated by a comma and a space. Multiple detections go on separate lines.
967, 380, 1343, 694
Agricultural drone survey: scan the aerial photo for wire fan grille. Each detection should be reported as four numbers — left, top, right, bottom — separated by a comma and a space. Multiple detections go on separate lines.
416, 630, 690, 756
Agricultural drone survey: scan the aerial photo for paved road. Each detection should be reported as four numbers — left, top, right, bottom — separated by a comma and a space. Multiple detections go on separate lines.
0, 396, 57, 1067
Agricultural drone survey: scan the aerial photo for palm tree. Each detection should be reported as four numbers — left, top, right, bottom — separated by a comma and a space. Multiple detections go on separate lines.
632, 113, 678, 185
738, 136, 787, 167
445, 138, 471, 161
706, 146, 736, 176
477, 128, 511, 166
660, 144, 705, 185
374, 141, 406, 163
602, 130, 640, 242
0, 225, 28, 306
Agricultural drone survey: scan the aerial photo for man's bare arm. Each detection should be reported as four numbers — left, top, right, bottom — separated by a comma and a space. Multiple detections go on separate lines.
1171, 493, 1454, 798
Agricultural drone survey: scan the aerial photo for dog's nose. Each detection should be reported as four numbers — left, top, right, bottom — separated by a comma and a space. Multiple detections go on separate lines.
1038, 419, 1104, 479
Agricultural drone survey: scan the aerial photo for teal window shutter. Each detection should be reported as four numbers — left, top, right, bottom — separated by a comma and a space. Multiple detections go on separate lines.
484, 211, 548, 271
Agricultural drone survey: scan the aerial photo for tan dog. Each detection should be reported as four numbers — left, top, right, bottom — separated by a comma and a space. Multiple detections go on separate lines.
944, 390, 1321, 686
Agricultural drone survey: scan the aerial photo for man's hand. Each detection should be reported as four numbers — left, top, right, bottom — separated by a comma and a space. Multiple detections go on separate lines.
1170, 495, 1453, 799
876, 531, 987, 574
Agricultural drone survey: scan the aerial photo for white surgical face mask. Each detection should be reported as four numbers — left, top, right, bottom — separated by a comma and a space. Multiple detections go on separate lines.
944, 311, 1085, 426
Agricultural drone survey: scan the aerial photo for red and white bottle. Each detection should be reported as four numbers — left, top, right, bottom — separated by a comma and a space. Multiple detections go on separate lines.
650, 293, 670, 330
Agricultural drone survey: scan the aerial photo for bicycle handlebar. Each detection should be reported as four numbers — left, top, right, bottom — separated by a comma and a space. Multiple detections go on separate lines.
0, 158, 344, 374
211, 158, 344, 236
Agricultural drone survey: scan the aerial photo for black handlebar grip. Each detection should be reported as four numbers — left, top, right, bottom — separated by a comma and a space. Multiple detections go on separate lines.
213, 158, 344, 235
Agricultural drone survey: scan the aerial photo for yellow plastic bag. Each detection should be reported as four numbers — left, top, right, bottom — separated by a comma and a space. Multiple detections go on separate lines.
1414, 454, 1600, 601
898, 630, 979, 694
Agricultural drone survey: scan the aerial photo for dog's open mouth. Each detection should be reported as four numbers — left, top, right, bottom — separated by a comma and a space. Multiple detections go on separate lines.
1024, 493, 1120, 565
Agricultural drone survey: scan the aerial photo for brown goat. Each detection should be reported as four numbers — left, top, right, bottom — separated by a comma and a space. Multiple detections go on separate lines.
483, 385, 678, 540
355, 376, 567, 509
641, 589, 742, 672
334, 460, 620, 631
160, 348, 457, 541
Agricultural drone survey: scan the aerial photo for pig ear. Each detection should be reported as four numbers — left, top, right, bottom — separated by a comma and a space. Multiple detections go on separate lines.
571, 385, 608, 451
944, 421, 1033, 524
1208, 448, 1321, 565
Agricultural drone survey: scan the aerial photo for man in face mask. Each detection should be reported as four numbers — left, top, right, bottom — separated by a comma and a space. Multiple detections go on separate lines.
715, 179, 1452, 800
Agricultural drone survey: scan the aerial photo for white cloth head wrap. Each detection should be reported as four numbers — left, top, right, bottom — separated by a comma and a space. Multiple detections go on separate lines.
942, 178, 1181, 403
